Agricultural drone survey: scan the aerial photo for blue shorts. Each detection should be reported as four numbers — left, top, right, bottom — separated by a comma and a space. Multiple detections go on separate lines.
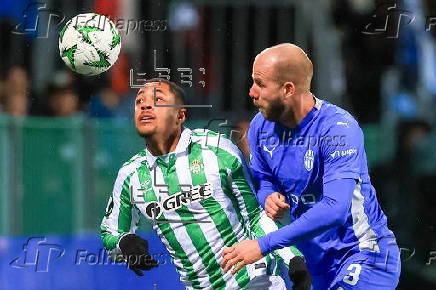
312, 240, 401, 289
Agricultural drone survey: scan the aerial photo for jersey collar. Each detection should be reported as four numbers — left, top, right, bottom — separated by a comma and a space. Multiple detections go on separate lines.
144, 127, 192, 169
290, 96, 323, 133
314, 96, 323, 110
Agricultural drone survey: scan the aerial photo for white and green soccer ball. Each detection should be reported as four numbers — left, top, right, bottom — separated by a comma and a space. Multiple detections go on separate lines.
59, 13, 121, 76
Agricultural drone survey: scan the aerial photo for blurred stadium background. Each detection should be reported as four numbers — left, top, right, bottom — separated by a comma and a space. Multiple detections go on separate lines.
0, 0, 435, 289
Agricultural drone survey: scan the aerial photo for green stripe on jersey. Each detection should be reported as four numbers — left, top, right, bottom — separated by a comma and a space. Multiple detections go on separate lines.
211, 145, 262, 229
100, 225, 122, 250
136, 165, 201, 288
156, 156, 227, 289
189, 143, 250, 288
118, 173, 134, 231
101, 172, 134, 250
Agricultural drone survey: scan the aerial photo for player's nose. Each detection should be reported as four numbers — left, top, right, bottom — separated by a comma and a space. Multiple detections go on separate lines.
141, 96, 153, 110
249, 85, 259, 100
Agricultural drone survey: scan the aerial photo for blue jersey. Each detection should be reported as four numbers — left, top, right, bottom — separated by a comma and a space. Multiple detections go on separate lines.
248, 97, 396, 275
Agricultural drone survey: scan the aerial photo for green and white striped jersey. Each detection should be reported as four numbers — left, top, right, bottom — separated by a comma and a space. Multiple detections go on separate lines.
101, 128, 303, 289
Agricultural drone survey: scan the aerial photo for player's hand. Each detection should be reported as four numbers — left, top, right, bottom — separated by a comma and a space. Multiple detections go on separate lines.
221, 240, 263, 275
265, 192, 290, 219
288, 256, 311, 290
119, 234, 158, 276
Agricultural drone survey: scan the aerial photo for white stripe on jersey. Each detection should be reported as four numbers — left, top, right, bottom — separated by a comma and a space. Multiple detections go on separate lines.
202, 149, 273, 282
152, 163, 210, 287
258, 211, 296, 263
174, 152, 240, 288
203, 135, 256, 228
130, 170, 186, 281
227, 167, 252, 233
200, 136, 274, 280
351, 180, 380, 252
101, 162, 140, 253
201, 149, 246, 243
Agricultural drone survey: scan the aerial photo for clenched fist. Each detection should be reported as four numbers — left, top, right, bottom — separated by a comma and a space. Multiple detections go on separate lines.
265, 192, 290, 219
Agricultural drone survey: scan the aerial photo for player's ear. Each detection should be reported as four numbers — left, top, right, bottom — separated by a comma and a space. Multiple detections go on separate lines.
283, 81, 295, 98
177, 108, 187, 124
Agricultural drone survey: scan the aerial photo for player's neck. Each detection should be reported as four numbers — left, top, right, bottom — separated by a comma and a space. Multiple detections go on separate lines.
280, 92, 315, 129
145, 128, 182, 156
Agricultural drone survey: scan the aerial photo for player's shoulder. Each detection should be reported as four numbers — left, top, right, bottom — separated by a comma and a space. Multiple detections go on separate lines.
191, 128, 221, 148
119, 150, 147, 176
318, 100, 361, 133
249, 112, 268, 131
191, 128, 242, 159
251, 111, 265, 125
191, 128, 220, 138
248, 112, 275, 141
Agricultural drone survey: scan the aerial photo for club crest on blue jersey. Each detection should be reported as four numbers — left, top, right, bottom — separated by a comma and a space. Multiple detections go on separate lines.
304, 149, 314, 171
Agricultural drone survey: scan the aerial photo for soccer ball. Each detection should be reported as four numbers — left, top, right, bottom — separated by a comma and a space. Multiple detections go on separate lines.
58, 13, 121, 76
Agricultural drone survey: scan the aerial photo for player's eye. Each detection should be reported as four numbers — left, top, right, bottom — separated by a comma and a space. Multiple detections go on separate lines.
254, 79, 264, 88
135, 98, 144, 105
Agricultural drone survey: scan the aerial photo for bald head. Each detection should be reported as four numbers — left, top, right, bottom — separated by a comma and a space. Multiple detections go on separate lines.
255, 43, 313, 92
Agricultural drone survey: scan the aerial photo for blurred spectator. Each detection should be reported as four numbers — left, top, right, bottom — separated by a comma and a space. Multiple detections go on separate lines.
48, 87, 80, 117
410, 124, 436, 269
332, 0, 397, 123
371, 119, 435, 287
397, 120, 431, 165
372, 119, 431, 246
31, 70, 80, 116
5, 66, 28, 95
2, 92, 28, 116
0, 66, 29, 116
88, 87, 121, 118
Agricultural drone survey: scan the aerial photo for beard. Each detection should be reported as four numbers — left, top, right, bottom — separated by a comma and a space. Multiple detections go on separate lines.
261, 100, 284, 122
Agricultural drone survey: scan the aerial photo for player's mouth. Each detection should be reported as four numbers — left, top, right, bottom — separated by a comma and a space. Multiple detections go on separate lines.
138, 113, 155, 123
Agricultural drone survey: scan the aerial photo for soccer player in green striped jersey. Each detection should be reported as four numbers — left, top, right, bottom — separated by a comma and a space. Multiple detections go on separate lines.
100, 79, 310, 289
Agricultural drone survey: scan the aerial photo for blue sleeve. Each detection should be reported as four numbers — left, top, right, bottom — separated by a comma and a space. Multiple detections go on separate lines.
257, 178, 355, 255
321, 118, 363, 183
247, 121, 278, 209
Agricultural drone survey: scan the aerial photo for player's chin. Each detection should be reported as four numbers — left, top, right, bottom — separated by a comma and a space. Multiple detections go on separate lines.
136, 127, 154, 138
262, 108, 281, 122
261, 110, 276, 122
257, 107, 268, 118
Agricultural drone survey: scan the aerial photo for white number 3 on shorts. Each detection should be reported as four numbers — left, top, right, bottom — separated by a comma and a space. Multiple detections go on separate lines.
342, 263, 362, 286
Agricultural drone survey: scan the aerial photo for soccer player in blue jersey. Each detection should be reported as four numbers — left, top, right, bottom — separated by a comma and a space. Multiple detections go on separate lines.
221, 43, 401, 289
